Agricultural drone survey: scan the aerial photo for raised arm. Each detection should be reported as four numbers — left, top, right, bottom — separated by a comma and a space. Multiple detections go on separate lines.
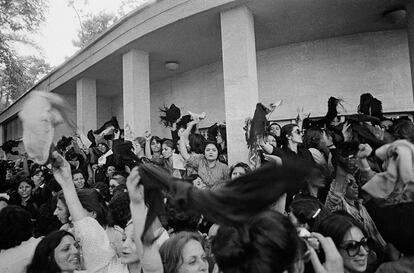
51, 151, 87, 221
178, 132, 191, 161
144, 131, 153, 160
126, 167, 145, 259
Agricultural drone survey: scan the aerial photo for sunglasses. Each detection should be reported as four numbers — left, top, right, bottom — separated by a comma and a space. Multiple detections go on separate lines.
340, 237, 372, 257
293, 129, 304, 135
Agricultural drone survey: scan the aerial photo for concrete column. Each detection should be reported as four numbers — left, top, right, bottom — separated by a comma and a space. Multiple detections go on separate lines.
221, 6, 259, 165
122, 49, 150, 140
76, 78, 97, 133
407, 3, 414, 101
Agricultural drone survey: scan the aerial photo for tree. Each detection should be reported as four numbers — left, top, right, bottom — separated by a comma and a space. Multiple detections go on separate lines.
0, 0, 52, 111
72, 12, 118, 48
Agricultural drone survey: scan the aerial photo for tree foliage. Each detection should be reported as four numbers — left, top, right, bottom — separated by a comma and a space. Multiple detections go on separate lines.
72, 11, 118, 48
0, 0, 51, 111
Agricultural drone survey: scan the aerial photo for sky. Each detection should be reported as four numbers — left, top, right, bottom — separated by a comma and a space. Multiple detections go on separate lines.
18, 0, 151, 67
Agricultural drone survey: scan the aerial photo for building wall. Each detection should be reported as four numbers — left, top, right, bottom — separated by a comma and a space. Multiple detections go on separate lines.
97, 97, 113, 128
259, 30, 413, 121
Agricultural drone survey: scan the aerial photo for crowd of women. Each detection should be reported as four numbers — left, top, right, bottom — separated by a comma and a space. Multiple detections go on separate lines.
1, 93, 414, 273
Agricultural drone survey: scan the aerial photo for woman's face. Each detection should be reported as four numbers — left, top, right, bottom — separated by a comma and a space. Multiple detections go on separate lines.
109, 179, 120, 195
151, 139, 161, 153
270, 124, 281, 137
54, 199, 70, 224
18, 181, 32, 199
72, 173, 85, 189
345, 174, 359, 200
204, 144, 218, 161
31, 171, 44, 187
177, 239, 208, 273
54, 235, 80, 271
266, 135, 277, 148
289, 126, 303, 144
339, 227, 369, 273
120, 223, 140, 264
216, 132, 224, 145
5, 169, 13, 180
231, 166, 246, 179
97, 143, 108, 153
162, 144, 174, 159
107, 166, 116, 178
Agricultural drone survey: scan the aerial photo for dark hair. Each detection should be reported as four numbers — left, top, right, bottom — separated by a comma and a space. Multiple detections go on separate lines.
212, 210, 302, 273
108, 191, 131, 229
16, 177, 35, 190
27, 230, 75, 273
391, 119, 414, 143
58, 189, 108, 227
0, 205, 33, 250
71, 169, 84, 178
150, 136, 162, 154
160, 231, 206, 273
289, 197, 330, 231
331, 142, 360, 172
230, 162, 252, 177
203, 141, 221, 156
317, 212, 367, 247
280, 124, 298, 147
94, 182, 110, 203
162, 139, 175, 150
189, 134, 206, 154
302, 128, 329, 157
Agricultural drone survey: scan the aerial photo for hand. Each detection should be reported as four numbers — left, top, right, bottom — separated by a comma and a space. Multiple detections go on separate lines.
144, 131, 151, 141
341, 121, 352, 142
309, 232, 344, 273
263, 154, 282, 165
296, 107, 307, 122
357, 143, 373, 159
126, 167, 144, 204
114, 129, 121, 140
51, 151, 73, 187
372, 125, 385, 141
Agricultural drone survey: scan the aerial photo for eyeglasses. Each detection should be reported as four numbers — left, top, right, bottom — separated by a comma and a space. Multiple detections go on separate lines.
340, 237, 372, 257
294, 129, 304, 135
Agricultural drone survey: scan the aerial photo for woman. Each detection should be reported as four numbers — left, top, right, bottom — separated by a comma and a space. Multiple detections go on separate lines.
160, 231, 208, 273
318, 212, 372, 273
268, 122, 282, 138
302, 128, 334, 175
288, 196, 330, 232
27, 230, 79, 273
145, 133, 162, 161
15, 178, 39, 221
179, 139, 229, 189
72, 170, 86, 189
229, 162, 252, 179
54, 192, 71, 231
279, 124, 314, 164
153, 139, 185, 179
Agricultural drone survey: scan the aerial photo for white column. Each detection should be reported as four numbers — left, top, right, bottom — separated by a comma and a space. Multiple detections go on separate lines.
76, 78, 97, 133
221, 6, 259, 165
407, 3, 414, 102
122, 49, 150, 140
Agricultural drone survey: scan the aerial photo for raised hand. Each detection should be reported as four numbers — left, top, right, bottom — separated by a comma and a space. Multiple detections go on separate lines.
51, 151, 73, 187
126, 166, 144, 205
357, 143, 373, 159
341, 121, 352, 142
309, 232, 344, 273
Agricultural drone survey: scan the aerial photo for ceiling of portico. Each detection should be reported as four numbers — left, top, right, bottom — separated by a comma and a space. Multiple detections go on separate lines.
55, 0, 407, 98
